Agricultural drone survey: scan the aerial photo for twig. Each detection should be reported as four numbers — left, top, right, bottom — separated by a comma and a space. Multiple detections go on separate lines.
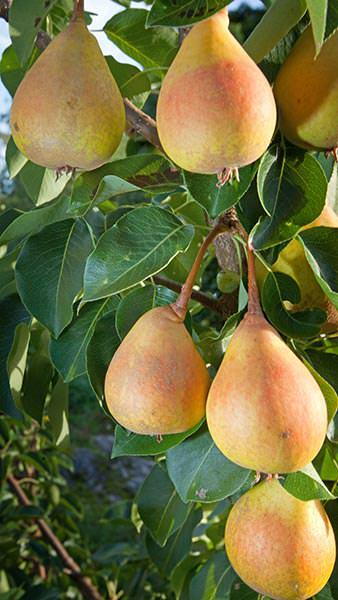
124, 98, 164, 152
0, 0, 11, 20
153, 274, 222, 315
7, 474, 102, 600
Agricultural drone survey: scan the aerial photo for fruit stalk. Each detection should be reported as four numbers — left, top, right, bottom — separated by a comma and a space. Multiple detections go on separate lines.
72, 0, 84, 20
171, 221, 225, 320
247, 244, 263, 315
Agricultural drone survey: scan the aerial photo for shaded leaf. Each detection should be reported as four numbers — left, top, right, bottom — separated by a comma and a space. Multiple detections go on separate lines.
137, 464, 192, 546
16, 219, 94, 337
147, 0, 232, 28
111, 420, 204, 458
190, 552, 236, 600
50, 297, 118, 383
87, 310, 120, 401
147, 508, 202, 574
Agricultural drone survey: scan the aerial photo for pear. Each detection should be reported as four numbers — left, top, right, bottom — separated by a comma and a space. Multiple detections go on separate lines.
104, 306, 210, 435
156, 8, 276, 176
225, 479, 336, 600
274, 25, 338, 152
10, 5, 125, 171
257, 205, 338, 334
206, 247, 328, 474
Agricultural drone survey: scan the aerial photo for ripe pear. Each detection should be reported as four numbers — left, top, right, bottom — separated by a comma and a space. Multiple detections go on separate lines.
10, 8, 125, 171
104, 306, 210, 435
156, 9, 276, 174
257, 205, 338, 334
206, 248, 328, 474
225, 479, 336, 600
274, 26, 338, 151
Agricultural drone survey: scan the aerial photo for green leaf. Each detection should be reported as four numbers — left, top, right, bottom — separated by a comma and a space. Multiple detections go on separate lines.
147, 0, 232, 28
50, 297, 118, 383
83, 206, 194, 301
137, 464, 192, 546
9, 0, 58, 65
116, 284, 177, 339
314, 584, 335, 600
0, 45, 28, 97
184, 163, 257, 218
0, 193, 72, 245
21, 328, 53, 423
106, 56, 150, 98
104, 9, 178, 74
83, 153, 173, 190
261, 271, 325, 338
251, 151, 327, 250
0, 295, 29, 417
306, 349, 338, 393
231, 579, 258, 600
16, 219, 94, 337
7, 322, 30, 414
325, 0, 338, 39
147, 508, 202, 574
299, 227, 338, 309
111, 420, 204, 458
47, 377, 70, 449
284, 463, 335, 500
20, 162, 71, 206
6, 137, 27, 176
87, 310, 120, 401
190, 552, 236, 600
244, 0, 307, 63
304, 358, 338, 422
306, 0, 328, 53
167, 429, 252, 503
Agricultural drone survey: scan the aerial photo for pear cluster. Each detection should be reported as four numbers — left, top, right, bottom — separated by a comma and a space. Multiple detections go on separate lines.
9, 4, 337, 599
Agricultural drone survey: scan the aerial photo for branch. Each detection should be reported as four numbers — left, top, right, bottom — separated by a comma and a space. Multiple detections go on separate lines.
7, 474, 103, 600
124, 98, 164, 152
0, 0, 11, 20
153, 274, 223, 315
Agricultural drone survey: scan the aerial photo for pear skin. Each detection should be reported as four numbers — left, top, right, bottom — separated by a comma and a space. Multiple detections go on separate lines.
225, 479, 336, 600
258, 206, 338, 334
206, 249, 328, 474
10, 14, 125, 171
104, 306, 210, 435
274, 26, 338, 151
157, 9, 276, 174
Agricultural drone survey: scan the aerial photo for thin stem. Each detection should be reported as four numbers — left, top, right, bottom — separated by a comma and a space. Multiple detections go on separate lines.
246, 244, 263, 315
153, 274, 223, 315
170, 223, 224, 320
72, 0, 84, 20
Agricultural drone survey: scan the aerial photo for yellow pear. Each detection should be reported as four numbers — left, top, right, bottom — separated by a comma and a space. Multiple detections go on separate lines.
274, 26, 338, 151
257, 205, 338, 334
157, 9, 276, 175
104, 306, 210, 435
225, 479, 336, 600
10, 6, 125, 171
206, 248, 328, 474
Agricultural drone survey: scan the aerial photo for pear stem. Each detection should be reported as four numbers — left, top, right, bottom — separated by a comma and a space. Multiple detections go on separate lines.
170, 222, 225, 321
72, 0, 84, 20
247, 244, 263, 315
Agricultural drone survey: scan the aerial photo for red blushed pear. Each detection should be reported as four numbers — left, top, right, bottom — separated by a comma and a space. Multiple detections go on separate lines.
10, 0, 125, 172
104, 223, 227, 436
274, 25, 338, 155
156, 8, 276, 182
225, 479, 336, 600
206, 244, 328, 474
